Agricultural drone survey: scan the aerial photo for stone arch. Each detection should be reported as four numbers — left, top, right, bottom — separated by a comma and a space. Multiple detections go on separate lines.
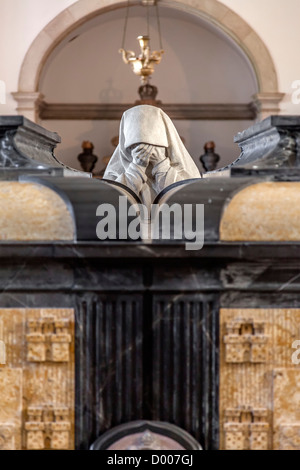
13, 0, 284, 121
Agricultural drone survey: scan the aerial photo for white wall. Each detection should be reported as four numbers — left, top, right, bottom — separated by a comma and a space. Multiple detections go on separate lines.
0, 0, 77, 115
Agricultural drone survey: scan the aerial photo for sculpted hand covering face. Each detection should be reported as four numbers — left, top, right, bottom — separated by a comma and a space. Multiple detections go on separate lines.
103, 105, 201, 206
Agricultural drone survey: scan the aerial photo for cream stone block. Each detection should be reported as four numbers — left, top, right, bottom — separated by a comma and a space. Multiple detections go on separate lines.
221, 11, 252, 40
11, 91, 44, 121
44, 10, 76, 41
243, 31, 277, 92
220, 182, 300, 241
252, 92, 285, 120
0, 182, 75, 241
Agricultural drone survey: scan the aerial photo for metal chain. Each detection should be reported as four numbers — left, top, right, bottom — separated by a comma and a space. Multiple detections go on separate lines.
147, 0, 150, 38
121, 0, 130, 50
121, 1, 163, 51
155, 1, 163, 50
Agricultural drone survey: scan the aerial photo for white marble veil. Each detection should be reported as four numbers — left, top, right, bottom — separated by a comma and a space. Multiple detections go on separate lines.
103, 104, 201, 205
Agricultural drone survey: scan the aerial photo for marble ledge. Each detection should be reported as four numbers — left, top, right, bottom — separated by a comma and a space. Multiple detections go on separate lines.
0, 241, 298, 259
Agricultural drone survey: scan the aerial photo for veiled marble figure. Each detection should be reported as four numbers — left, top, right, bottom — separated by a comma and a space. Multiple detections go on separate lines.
103, 105, 201, 208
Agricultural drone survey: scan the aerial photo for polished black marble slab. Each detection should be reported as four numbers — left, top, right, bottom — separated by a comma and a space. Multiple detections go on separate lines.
0, 241, 299, 449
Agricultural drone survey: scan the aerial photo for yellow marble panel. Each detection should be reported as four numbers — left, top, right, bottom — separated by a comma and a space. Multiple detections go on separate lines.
0, 182, 74, 240
220, 182, 300, 241
220, 308, 300, 450
0, 308, 75, 450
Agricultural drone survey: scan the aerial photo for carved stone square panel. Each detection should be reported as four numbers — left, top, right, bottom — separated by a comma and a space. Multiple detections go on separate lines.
0, 308, 74, 450
220, 309, 300, 450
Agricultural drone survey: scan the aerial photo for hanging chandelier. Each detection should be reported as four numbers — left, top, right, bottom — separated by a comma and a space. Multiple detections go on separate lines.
119, 0, 164, 86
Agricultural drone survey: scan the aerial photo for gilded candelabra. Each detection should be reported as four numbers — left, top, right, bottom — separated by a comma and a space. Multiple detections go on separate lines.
119, 1, 164, 85
119, 35, 164, 85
